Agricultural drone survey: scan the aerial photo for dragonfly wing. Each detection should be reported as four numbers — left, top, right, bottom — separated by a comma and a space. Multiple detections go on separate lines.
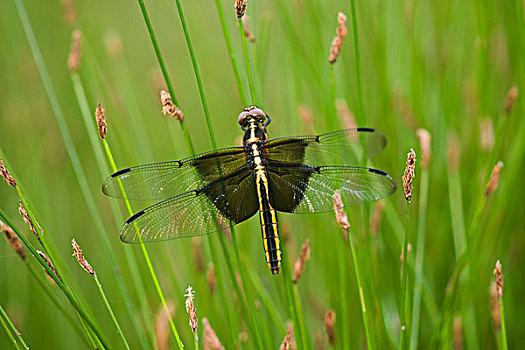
264, 128, 387, 166
102, 147, 246, 200
267, 164, 396, 214
120, 167, 258, 243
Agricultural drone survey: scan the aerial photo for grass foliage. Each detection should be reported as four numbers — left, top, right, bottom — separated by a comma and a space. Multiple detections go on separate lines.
0, 0, 524, 348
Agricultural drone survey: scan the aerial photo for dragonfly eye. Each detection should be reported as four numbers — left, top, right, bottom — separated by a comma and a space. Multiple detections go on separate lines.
238, 106, 268, 127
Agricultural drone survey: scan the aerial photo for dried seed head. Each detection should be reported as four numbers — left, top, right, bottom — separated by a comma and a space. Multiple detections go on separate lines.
447, 133, 460, 172
72, 239, 95, 275
154, 301, 175, 350
402, 149, 416, 201
160, 90, 184, 121
95, 102, 107, 140
453, 316, 463, 350
19, 201, 44, 240
207, 264, 217, 294
297, 105, 314, 126
493, 260, 504, 299
61, 0, 76, 24
192, 237, 204, 273
324, 309, 336, 346
489, 282, 501, 330
336, 99, 356, 130
37, 250, 60, 282
280, 321, 296, 350
333, 191, 351, 239
68, 30, 82, 73
1, 222, 25, 260
0, 156, 17, 188
416, 129, 431, 169
370, 200, 384, 238
292, 239, 311, 283
185, 286, 198, 334
202, 318, 225, 350
503, 85, 518, 115
485, 161, 504, 197
328, 12, 348, 64
104, 31, 124, 59
235, 0, 247, 18
242, 16, 255, 42
479, 117, 494, 152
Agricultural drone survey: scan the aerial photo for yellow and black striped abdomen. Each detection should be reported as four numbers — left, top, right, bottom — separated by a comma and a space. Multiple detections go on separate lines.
255, 170, 281, 274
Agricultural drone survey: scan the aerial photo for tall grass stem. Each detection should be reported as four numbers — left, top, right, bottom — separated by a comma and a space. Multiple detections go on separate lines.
399, 201, 412, 350
0, 304, 28, 350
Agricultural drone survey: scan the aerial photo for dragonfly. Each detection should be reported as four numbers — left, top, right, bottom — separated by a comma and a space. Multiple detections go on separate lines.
102, 106, 396, 274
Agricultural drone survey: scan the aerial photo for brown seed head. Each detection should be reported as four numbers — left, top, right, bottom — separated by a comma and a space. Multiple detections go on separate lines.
489, 282, 501, 330
297, 105, 314, 126
207, 264, 217, 294
493, 260, 504, 299
192, 237, 204, 273
185, 286, 198, 334
403, 149, 416, 201
336, 99, 356, 130
503, 85, 518, 115
0, 157, 17, 188
235, 0, 247, 18
479, 117, 495, 152
202, 318, 225, 350
1, 222, 25, 260
370, 200, 384, 238
61, 0, 76, 24
328, 12, 348, 64
485, 161, 504, 197
453, 316, 463, 350
333, 191, 351, 241
324, 309, 336, 346
160, 90, 184, 121
104, 31, 124, 59
154, 301, 175, 350
72, 239, 95, 275
19, 201, 44, 240
242, 16, 255, 42
292, 239, 311, 283
416, 129, 431, 169
37, 250, 60, 282
95, 102, 107, 140
280, 321, 296, 350
68, 30, 82, 73
447, 133, 460, 172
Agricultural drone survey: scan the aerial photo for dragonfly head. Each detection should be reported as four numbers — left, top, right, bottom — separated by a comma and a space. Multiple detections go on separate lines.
238, 106, 271, 130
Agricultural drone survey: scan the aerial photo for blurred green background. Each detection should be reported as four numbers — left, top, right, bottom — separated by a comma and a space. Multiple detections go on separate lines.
0, 0, 523, 348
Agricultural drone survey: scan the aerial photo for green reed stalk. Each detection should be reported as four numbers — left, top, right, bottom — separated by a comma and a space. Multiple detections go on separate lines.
238, 18, 257, 104
499, 298, 508, 350
70, 72, 153, 349
101, 139, 184, 350
214, 0, 248, 106
448, 166, 466, 256
348, 226, 373, 350
136, 0, 195, 155
399, 201, 411, 350
410, 167, 430, 349
92, 273, 131, 350
337, 231, 350, 349
0, 304, 28, 350
348, 0, 365, 121
0, 209, 111, 349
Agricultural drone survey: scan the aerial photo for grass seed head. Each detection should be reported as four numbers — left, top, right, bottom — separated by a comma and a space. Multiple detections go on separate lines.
403, 149, 416, 201
19, 201, 44, 240
235, 0, 247, 18
202, 318, 225, 350
185, 285, 198, 335
72, 239, 95, 275
336, 99, 356, 130
160, 90, 184, 121
67, 30, 82, 73
0, 157, 17, 188
95, 102, 107, 140
37, 250, 60, 283
479, 117, 495, 152
104, 31, 124, 59
490, 282, 501, 330
324, 309, 336, 346
328, 12, 347, 64
242, 16, 255, 42
370, 200, 384, 238
1, 222, 25, 260
192, 237, 204, 273
279, 321, 296, 350
292, 239, 311, 283
297, 105, 314, 126
61, 0, 76, 24
453, 316, 463, 350
493, 260, 504, 299
503, 85, 518, 115
154, 301, 175, 350
485, 161, 504, 197
207, 264, 217, 294
416, 129, 431, 169
333, 190, 351, 237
